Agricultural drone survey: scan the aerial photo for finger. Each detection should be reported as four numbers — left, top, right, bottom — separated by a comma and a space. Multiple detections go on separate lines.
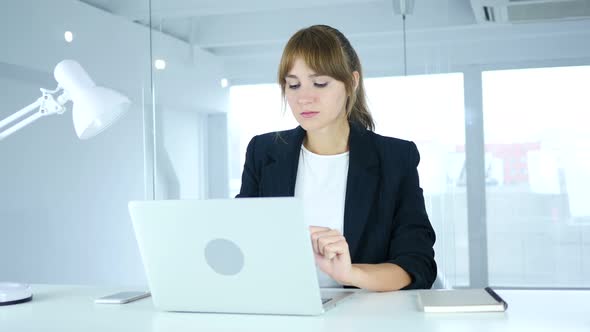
310, 226, 342, 237
311, 230, 342, 255
309, 227, 330, 254
310, 231, 321, 254
318, 235, 345, 256
309, 226, 331, 233
324, 240, 349, 260
318, 231, 343, 255
310, 228, 332, 254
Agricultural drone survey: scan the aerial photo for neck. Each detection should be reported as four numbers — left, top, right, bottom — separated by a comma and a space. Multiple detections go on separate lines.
303, 119, 350, 155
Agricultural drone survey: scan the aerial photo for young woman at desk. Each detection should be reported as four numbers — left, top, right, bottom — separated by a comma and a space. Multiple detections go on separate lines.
237, 25, 436, 292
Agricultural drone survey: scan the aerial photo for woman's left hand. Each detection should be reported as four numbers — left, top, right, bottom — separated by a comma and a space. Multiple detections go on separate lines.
309, 226, 354, 285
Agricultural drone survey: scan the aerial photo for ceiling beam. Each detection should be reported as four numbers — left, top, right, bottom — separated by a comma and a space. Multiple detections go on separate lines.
186, 0, 477, 48
192, 2, 401, 48
109, 0, 383, 21
203, 18, 590, 60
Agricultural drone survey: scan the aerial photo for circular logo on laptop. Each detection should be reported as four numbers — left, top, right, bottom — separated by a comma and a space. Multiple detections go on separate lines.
204, 238, 245, 276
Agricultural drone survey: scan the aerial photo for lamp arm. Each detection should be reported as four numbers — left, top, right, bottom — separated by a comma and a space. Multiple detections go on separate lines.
0, 98, 42, 130
0, 87, 67, 141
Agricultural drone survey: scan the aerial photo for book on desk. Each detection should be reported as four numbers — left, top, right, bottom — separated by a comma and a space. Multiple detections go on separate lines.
418, 287, 508, 313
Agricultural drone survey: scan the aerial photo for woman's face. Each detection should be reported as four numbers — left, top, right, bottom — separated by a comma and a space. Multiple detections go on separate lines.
284, 58, 348, 133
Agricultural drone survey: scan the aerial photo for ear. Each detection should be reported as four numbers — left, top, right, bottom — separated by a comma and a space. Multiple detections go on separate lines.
352, 71, 360, 91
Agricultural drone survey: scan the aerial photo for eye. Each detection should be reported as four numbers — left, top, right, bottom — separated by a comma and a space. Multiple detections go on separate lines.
287, 83, 300, 89
314, 82, 328, 88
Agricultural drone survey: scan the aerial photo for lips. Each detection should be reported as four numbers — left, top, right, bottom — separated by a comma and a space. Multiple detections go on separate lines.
301, 111, 319, 119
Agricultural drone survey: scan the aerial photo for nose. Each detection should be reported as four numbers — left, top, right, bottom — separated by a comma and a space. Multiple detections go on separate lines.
298, 97, 313, 106
296, 87, 316, 106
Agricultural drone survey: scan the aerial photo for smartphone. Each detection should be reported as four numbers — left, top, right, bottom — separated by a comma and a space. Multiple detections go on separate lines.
94, 291, 151, 304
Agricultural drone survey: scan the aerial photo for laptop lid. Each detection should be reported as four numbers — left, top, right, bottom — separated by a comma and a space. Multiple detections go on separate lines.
128, 197, 326, 315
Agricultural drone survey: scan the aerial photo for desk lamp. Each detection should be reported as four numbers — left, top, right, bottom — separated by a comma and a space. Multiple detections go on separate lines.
0, 59, 131, 305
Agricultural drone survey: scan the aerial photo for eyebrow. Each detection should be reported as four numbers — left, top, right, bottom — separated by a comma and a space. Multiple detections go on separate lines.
285, 74, 324, 79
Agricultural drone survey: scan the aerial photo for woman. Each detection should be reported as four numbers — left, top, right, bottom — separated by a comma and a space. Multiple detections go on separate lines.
237, 25, 436, 291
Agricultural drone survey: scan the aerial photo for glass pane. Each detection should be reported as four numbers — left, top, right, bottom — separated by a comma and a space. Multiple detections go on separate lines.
365, 74, 468, 288
483, 66, 590, 288
150, 1, 230, 200
228, 84, 298, 197
0, 0, 150, 285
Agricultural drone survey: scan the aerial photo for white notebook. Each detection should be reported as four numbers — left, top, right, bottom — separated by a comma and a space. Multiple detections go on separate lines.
418, 287, 508, 313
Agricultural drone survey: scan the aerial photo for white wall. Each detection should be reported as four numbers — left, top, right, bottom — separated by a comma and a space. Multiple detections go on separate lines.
0, 77, 146, 286
155, 106, 209, 200
207, 113, 230, 198
0, 0, 228, 286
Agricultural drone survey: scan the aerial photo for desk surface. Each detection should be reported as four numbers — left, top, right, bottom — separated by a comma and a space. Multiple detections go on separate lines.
1, 285, 589, 332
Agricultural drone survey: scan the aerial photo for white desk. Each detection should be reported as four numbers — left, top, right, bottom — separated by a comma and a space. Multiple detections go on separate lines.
0, 285, 588, 332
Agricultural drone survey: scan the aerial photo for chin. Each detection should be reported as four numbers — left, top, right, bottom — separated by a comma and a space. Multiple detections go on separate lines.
296, 119, 326, 132
296, 115, 348, 133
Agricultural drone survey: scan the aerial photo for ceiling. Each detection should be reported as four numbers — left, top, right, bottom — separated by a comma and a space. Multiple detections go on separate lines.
78, 0, 590, 82
78, 0, 477, 49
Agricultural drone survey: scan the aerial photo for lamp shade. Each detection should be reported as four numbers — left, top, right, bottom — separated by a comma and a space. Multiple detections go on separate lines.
54, 60, 131, 139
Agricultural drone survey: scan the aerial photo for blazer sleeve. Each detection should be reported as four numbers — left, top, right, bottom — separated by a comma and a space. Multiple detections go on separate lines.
387, 141, 437, 289
236, 135, 260, 198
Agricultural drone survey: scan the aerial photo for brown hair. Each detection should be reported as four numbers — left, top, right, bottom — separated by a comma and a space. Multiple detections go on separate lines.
277, 25, 374, 131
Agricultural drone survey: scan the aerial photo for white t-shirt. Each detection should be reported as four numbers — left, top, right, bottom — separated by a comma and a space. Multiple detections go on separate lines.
294, 145, 349, 288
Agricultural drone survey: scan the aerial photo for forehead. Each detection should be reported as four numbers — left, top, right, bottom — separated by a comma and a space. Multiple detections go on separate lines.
286, 58, 331, 80
287, 58, 315, 74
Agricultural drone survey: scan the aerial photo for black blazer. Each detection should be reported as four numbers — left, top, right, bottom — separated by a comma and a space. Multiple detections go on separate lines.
237, 122, 437, 289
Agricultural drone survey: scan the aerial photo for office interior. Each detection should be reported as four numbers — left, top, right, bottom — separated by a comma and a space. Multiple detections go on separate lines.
1, 0, 589, 292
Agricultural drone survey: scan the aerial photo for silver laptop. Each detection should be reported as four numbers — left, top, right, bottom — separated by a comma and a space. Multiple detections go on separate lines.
128, 197, 355, 315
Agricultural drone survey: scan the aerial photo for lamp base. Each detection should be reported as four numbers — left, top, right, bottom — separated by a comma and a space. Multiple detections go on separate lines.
0, 283, 33, 306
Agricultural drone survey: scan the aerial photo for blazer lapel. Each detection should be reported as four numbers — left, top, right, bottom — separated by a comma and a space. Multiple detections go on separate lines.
344, 123, 380, 259
261, 127, 306, 197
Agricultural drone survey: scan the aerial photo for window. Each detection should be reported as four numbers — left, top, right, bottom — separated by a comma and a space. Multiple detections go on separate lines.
228, 84, 297, 196
366, 74, 467, 288
483, 66, 590, 287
